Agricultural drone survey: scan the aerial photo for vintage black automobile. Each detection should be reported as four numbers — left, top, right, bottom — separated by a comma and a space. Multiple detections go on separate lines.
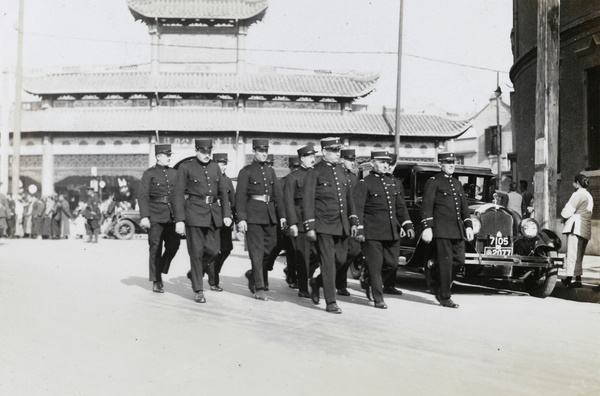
105, 209, 147, 240
353, 161, 563, 298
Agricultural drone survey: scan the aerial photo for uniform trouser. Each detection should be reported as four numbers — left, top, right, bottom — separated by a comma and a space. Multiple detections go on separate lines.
362, 239, 400, 303
565, 234, 588, 277
336, 236, 361, 290
291, 232, 313, 293
247, 223, 278, 290
206, 226, 233, 286
314, 233, 348, 304
433, 238, 465, 300
186, 224, 220, 292
282, 233, 298, 284
265, 226, 285, 271
148, 222, 181, 282
85, 219, 100, 236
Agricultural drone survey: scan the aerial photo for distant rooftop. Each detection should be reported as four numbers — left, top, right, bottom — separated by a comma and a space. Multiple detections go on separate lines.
127, 0, 269, 21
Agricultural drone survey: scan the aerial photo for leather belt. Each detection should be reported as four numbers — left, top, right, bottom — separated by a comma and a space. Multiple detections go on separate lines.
250, 194, 271, 203
149, 195, 170, 203
188, 195, 216, 204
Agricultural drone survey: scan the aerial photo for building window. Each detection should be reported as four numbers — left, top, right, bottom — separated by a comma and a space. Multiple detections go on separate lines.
586, 66, 600, 170
485, 126, 501, 155
79, 141, 88, 146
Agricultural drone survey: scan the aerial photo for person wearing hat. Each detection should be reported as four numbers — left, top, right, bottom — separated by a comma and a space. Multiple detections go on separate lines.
172, 139, 232, 303
354, 150, 415, 309
83, 186, 101, 243
420, 152, 474, 308
283, 144, 318, 298
268, 155, 302, 289
204, 153, 236, 292
138, 143, 181, 293
302, 137, 359, 314
334, 148, 361, 297
235, 138, 286, 301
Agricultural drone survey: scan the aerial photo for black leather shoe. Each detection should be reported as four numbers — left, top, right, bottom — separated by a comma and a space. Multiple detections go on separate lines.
245, 270, 255, 294
158, 281, 164, 289
194, 292, 206, 303
263, 286, 269, 291
439, 298, 459, 308
561, 277, 572, 286
210, 285, 223, 292
374, 301, 388, 309
568, 281, 583, 289
298, 291, 311, 299
153, 282, 164, 293
186, 271, 192, 280
383, 287, 403, 295
337, 288, 351, 296
255, 289, 268, 301
310, 278, 320, 305
289, 282, 299, 289
326, 302, 342, 314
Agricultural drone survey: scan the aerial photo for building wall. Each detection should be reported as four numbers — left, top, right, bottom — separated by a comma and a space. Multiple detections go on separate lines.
511, 2, 600, 254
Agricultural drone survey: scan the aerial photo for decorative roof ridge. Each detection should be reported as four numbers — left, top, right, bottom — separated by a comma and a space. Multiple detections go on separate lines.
126, 0, 269, 20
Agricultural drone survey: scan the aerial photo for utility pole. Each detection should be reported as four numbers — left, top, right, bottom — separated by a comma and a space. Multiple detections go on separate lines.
534, 0, 560, 230
394, 0, 404, 156
11, 0, 25, 197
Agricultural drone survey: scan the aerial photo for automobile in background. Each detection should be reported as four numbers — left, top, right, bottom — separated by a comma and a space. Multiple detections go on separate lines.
353, 161, 563, 298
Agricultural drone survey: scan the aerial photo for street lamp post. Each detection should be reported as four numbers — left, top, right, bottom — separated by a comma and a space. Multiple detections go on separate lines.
494, 86, 502, 189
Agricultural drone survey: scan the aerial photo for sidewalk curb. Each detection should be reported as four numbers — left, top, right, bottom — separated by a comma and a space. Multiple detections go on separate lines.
551, 283, 600, 304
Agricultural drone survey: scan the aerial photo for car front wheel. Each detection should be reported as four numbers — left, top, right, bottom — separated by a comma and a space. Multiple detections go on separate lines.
114, 219, 135, 240
523, 267, 558, 298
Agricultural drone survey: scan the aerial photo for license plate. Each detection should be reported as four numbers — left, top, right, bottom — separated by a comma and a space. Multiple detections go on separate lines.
482, 234, 513, 256
484, 246, 513, 256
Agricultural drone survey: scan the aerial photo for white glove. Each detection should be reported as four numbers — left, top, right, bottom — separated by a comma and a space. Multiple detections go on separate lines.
422, 228, 433, 243
175, 221, 186, 236
289, 224, 298, 237
466, 227, 474, 242
237, 220, 248, 233
140, 217, 150, 229
223, 217, 232, 227
280, 218, 287, 229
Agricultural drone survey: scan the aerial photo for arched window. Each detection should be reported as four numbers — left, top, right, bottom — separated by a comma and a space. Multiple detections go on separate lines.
97, 141, 105, 146
79, 141, 88, 146
114, 141, 122, 146
131, 140, 140, 145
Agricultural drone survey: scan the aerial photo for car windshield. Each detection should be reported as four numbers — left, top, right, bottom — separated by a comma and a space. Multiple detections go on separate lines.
414, 171, 494, 204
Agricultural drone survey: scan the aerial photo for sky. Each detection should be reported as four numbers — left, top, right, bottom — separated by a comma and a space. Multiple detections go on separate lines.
0, 0, 514, 116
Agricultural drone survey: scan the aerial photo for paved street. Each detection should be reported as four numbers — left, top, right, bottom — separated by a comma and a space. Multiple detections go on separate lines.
1, 237, 599, 396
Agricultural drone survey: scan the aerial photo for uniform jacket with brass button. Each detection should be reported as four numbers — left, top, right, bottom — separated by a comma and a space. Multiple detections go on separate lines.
284, 166, 309, 230
235, 160, 283, 225
302, 160, 358, 235
172, 158, 231, 227
138, 164, 178, 224
420, 172, 472, 239
354, 171, 413, 241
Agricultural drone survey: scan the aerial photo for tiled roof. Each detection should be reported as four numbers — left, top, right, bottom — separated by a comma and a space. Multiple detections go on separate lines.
126, 0, 269, 20
19, 107, 469, 138
383, 112, 470, 137
24, 71, 379, 98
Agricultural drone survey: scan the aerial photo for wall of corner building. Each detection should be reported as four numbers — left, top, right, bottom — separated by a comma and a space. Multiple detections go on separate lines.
511, 1, 600, 254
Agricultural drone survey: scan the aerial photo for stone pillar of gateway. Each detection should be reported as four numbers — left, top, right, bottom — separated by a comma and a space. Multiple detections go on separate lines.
41, 135, 54, 196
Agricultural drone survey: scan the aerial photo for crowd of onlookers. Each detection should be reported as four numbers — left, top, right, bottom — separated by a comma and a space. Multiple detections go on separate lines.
0, 191, 136, 240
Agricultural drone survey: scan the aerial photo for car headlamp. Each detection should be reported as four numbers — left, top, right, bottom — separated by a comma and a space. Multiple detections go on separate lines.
520, 218, 539, 238
470, 216, 481, 235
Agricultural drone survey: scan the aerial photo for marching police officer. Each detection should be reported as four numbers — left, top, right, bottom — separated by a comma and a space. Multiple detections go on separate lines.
172, 139, 232, 303
335, 148, 361, 297
284, 145, 317, 298
303, 137, 358, 314
420, 152, 474, 308
205, 153, 235, 292
354, 150, 415, 309
236, 139, 286, 301
138, 144, 181, 293
278, 156, 302, 288
83, 187, 101, 243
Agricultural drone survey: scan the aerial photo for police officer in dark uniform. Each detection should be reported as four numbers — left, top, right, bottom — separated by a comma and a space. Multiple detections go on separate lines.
172, 139, 232, 303
236, 139, 286, 301
204, 153, 235, 292
303, 137, 359, 314
284, 145, 317, 298
420, 152, 474, 308
354, 150, 415, 309
83, 187, 101, 243
138, 143, 180, 293
279, 156, 302, 288
335, 148, 361, 297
